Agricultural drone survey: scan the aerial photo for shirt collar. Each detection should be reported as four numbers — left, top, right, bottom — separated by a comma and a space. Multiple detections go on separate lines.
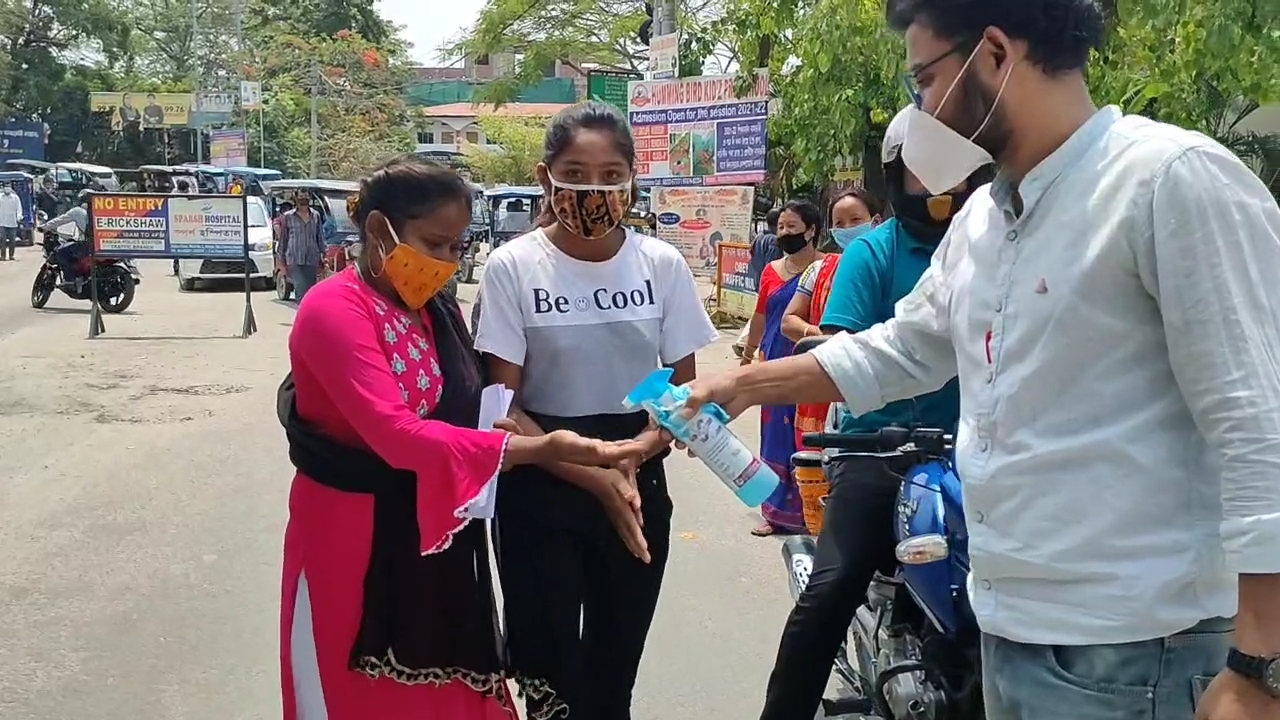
991, 105, 1121, 217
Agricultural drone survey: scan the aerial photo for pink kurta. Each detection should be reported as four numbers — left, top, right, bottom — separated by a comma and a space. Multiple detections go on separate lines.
280, 268, 515, 720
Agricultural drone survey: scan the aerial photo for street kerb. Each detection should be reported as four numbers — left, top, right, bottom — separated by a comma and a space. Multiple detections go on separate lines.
85, 191, 258, 339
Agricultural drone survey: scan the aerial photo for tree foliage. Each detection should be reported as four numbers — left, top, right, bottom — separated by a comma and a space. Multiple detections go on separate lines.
460, 115, 545, 185
0, 0, 415, 175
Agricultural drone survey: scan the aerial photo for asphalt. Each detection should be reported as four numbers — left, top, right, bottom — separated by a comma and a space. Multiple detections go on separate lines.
0, 249, 813, 720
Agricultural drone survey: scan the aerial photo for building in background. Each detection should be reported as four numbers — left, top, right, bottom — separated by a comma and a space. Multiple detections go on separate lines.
415, 102, 572, 155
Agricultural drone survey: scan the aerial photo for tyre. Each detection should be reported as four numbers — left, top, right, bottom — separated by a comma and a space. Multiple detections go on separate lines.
97, 265, 136, 314
457, 253, 477, 284
178, 275, 196, 292
275, 271, 292, 301
30, 266, 55, 309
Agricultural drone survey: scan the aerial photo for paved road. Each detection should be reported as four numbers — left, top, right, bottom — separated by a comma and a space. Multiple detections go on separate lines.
0, 250, 804, 720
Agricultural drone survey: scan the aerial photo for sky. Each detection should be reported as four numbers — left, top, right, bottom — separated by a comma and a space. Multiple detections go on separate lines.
378, 0, 486, 65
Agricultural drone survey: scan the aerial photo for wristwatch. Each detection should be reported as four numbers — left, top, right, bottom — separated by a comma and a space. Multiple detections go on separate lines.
1226, 648, 1280, 697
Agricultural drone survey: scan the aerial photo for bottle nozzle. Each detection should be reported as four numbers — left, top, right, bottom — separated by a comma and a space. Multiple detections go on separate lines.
622, 367, 677, 410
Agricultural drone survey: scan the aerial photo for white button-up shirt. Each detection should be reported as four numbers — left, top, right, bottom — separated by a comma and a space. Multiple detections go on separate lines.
0, 191, 22, 227
812, 107, 1280, 645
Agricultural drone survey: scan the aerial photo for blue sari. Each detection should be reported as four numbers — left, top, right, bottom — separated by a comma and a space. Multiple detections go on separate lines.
757, 265, 806, 532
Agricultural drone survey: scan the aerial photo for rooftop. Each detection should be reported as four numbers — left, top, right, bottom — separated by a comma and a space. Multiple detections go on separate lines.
419, 102, 575, 119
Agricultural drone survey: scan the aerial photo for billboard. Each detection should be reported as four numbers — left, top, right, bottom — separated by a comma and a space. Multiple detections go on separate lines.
716, 242, 755, 320
652, 185, 755, 277
210, 129, 248, 168
628, 71, 769, 187
649, 33, 679, 80
191, 91, 238, 126
239, 81, 262, 111
89, 193, 247, 259
586, 70, 642, 113
0, 121, 46, 161
90, 92, 193, 129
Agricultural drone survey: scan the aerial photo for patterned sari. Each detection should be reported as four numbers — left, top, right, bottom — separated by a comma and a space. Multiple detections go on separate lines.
756, 264, 807, 533
794, 253, 842, 448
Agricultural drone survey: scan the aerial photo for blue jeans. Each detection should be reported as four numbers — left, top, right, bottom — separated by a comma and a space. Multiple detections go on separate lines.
288, 264, 319, 302
982, 617, 1231, 720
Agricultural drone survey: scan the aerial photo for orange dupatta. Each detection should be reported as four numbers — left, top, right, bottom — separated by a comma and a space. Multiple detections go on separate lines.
795, 253, 842, 448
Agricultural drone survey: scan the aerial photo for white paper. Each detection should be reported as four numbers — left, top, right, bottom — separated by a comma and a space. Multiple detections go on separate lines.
470, 384, 514, 519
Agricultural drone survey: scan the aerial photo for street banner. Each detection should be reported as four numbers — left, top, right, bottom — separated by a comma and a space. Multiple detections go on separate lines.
716, 242, 755, 321
191, 91, 238, 126
240, 81, 262, 111
210, 129, 248, 168
628, 71, 769, 187
90, 92, 193, 129
649, 32, 679, 80
652, 185, 755, 277
0, 121, 46, 161
586, 70, 642, 113
89, 193, 247, 258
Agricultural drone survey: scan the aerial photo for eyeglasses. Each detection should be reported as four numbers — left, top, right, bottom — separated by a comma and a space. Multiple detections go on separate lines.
902, 41, 972, 108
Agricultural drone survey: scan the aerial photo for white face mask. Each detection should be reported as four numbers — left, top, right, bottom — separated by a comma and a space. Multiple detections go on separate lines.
901, 42, 1014, 196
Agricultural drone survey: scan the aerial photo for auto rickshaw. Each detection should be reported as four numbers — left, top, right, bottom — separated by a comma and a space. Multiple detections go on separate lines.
455, 182, 490, 285
0, 170, 37, 246
226, 167, 284, 196
137, 164, 212, 194
264, 179, 359, 301
484, 186, 544, 251
181, 163, 230, 193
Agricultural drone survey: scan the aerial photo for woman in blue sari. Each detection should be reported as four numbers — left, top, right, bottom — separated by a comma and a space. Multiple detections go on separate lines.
737, 199, 824, 535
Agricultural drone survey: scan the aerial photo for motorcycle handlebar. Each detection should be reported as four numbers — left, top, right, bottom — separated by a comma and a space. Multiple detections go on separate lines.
800, 427, 952, 454
793, 336, 829, 355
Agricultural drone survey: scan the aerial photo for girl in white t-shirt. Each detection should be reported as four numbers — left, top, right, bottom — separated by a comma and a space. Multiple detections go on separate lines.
475, 102, 718, 720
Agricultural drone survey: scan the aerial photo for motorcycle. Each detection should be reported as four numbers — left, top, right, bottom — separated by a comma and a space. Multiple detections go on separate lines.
30, 232, 136, 313
783, 341, 981, 720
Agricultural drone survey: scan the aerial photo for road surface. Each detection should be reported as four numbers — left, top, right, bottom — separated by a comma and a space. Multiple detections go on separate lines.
0, 251, 810, 720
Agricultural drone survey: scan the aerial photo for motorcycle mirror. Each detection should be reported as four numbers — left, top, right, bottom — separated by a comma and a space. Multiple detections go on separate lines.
895, 534, 949, 565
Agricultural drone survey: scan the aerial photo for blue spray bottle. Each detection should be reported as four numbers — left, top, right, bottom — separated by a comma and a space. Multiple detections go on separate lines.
623, 368, 780, 507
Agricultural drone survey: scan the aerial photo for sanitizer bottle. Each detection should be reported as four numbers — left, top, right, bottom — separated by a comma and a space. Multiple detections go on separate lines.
623, 368, 780, 507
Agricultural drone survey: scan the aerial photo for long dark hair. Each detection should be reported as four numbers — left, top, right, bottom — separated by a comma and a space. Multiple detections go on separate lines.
350, 157, 474, 253
536, 102, 641, 226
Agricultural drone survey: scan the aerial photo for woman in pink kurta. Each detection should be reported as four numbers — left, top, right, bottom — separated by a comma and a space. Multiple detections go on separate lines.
279, 159, 645, 720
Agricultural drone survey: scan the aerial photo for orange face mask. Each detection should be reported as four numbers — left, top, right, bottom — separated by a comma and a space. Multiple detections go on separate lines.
372, 219, 457, 310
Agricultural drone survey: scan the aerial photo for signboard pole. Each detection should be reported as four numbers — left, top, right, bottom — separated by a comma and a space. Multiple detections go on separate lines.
240, 194, 257, 338
87, 203, 105, 338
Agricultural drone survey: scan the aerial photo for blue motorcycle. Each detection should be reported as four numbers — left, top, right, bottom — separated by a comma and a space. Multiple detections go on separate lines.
783, 424, 982, 720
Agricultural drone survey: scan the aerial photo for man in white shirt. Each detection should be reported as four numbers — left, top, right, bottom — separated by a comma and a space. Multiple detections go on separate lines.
680, 1, 1280, 719
0, 183, 22, 260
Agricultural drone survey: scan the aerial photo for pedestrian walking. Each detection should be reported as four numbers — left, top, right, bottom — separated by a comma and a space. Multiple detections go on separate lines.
680, 0, 1280, 718
475, 102, 719, 720
0, 183, 22, 260
276, 191, 326, 302
277, 157, 646, 720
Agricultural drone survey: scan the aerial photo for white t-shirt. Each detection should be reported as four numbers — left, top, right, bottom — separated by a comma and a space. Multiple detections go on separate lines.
475, 227, 719, 418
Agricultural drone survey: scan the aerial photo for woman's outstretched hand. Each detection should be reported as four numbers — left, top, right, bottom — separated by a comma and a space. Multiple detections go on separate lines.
500, 423, 648, 472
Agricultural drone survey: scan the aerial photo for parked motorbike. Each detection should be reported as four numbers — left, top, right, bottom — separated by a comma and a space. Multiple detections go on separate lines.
30, 233, 136, 313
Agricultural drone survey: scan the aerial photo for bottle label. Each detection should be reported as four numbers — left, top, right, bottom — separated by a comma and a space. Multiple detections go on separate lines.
687, 410, 756, 488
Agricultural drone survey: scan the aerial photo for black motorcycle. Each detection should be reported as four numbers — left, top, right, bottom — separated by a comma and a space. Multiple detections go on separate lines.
30, 232, 136, 313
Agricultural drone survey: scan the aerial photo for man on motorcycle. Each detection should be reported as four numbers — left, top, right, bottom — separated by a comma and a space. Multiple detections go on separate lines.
39, 190, 93, 291
756, 105, 980, 720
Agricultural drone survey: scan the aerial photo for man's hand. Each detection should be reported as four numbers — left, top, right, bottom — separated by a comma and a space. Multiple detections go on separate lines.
1195, 668, 1280, 719
680, 369, 753, 422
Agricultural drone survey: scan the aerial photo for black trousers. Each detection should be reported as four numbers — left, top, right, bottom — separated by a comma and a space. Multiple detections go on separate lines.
759, 456, 901, 720
495, 462, 672, 720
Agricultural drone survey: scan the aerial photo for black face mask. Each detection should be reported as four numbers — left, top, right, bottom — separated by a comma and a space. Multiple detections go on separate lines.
776, 232, 810, 254
886, 159, 980, 244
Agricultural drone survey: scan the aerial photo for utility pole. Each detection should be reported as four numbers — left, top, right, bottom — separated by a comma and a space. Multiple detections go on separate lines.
191, 0, 204, 163
309, 63, 319, 178
656, 0, 677, 36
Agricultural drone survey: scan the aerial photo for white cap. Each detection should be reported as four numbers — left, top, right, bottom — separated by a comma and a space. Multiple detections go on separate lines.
881, 105, 914, 165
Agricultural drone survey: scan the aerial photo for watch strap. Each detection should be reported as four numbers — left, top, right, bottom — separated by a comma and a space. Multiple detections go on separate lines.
1227, 648, 1268, 679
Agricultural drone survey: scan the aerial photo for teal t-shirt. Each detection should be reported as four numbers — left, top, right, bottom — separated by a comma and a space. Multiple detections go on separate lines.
819, 218, 960, 433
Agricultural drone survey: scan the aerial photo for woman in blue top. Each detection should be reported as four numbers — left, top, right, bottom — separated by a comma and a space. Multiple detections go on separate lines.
757, 106, 991, 720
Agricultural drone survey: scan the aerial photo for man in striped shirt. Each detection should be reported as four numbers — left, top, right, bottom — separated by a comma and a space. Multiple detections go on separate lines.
275, 192, 325, 302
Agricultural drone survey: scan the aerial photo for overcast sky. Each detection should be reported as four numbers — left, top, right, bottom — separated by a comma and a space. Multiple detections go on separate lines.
378, 0, 485, 65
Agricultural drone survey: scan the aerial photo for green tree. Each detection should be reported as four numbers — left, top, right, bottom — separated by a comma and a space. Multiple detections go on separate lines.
460, 115, 545, 184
